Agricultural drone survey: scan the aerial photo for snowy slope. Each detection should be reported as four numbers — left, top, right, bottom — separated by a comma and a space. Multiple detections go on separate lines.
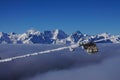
0, 29, 120, 44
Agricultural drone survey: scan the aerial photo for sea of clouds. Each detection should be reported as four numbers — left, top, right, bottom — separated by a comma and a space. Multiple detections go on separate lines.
0, 44, 120, 80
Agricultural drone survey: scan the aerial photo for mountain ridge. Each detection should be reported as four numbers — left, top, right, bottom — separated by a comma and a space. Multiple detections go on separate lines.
0, 29, 120, 44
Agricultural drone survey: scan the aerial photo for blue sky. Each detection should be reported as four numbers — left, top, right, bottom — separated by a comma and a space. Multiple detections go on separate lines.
0, 0, 120, 35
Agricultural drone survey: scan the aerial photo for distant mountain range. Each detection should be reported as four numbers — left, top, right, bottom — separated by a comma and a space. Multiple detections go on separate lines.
0, 29, 120, 44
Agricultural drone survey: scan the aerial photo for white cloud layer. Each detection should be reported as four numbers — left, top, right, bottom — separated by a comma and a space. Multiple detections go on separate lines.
0, 44, 120, 80
26, 55, 120, 80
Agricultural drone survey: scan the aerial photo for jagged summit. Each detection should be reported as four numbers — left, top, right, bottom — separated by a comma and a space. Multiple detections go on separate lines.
73, 31, 82, 35
69, 31, 84, 43
52, 29, 68, 40
26, 29, 41, 35
0, 29, 119, 44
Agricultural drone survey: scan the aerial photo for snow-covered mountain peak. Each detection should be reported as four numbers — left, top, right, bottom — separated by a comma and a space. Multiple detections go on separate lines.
18, 33, 29, 40
53, 29, 66, 35
10, 32, 16, 34
74, 31, 82, 35
0, 32, 8, 38
98, 32, 111, 37
26, 29, 40, 35
68, 30, 84, 43
52, 29, 68, 40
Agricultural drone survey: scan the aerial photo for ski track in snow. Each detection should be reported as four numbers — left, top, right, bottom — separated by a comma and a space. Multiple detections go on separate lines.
0, 44, 79, 63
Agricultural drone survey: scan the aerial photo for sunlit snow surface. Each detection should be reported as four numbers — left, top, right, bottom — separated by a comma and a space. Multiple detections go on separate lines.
0, 43, 120, 80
